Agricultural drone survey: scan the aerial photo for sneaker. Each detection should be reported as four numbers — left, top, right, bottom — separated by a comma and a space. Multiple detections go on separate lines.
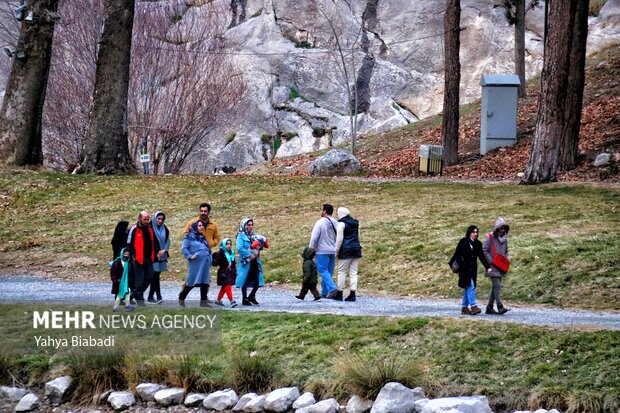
295, 295, 304, 301
130, 298, 137, 305
125, 305, 135, 311
242, 299, 253, 306
179, 298, 186, 307
249, 297, 259, 305
156, 298, 164, 304
147, 298, 156, 303
214, 300, 225, 306
485, 306, 498, 315
313, 297, 321, 301
230, 300, 238, 308
497, 306, 511, 315
470, 305, 482, 315
461, 307, 472, 315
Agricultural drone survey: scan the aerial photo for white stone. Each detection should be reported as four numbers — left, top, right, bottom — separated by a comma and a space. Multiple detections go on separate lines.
184, 392, 207, 407
14, 393, 39, 412
203, 389, 239, 411
234, 392, 258, 411
308, 398, 340, 413
370, 382, 422, 413
420, 395, 492, 413
346, 395, 373, 413
533, 410, 548, 413
548, 409, 561, 413
136, 382, 164, 401
107, 391, 136, 411
309, 149, 361, 176
0, 386, 27, 402
44, 376, 72, 405
594, 153, 611, 166
154, 387, 185, 406
244, 394, 267, 412
264, 387, 301, 412
293, 392, 316, 409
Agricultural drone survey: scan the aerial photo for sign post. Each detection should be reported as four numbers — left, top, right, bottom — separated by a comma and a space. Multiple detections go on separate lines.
139, 153, 151, 175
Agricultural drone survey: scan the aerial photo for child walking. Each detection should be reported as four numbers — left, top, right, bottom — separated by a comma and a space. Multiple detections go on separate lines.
212, 238, 238, 308
295, 247, 321, 301
110, 248, 135, 312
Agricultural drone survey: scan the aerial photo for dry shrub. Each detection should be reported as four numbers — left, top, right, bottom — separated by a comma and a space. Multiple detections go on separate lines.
65, 353, 128, 406
230, 352, 282, 394
528, 386, 569, 412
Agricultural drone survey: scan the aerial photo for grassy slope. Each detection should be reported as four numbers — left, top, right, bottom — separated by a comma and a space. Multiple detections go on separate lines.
0, 171, 618, 310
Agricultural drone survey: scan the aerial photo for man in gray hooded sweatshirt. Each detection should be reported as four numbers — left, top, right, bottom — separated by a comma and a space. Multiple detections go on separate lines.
483, 217, 511, 314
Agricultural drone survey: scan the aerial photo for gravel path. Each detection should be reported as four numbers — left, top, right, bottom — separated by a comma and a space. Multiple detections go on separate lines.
1, 275, 619, 330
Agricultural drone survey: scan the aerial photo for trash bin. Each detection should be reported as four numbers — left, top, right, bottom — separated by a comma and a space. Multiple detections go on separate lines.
418, 144, 444, 176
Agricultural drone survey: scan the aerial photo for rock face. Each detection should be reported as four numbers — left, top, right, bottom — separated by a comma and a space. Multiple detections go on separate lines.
177, 0, 620, 173
309, 149, 361, 176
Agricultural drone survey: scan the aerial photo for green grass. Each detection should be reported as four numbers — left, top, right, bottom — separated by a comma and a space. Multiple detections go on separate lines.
1, 307, 619, 412
0, 171, 619, 310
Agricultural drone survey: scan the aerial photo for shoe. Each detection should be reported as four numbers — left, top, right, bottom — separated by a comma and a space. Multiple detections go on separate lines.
214, 300, 225, 306
113, 308, 119, 312
125, 305, 135, 311
178, 298, 185, 307
249, 297, 259, 305
461, 307, 472, 315
313, 297, 321, 301
230, 300, 238, 308
332, 290, 344, 301
295, 295, 304, 301
344, 291, 356, 302
204, 298, 213, 304
497, 306, 511, 315
242, 299, 252, 306
200, 300, 212, 308
137, 300, 146, 307
485, 306, 498, 315
156, 298, 164, 304
130, 298, 137, 305
147, 298, 156, 303
470, 305, 482, 315
326, 290, 337, 299
119, 300, 125, 306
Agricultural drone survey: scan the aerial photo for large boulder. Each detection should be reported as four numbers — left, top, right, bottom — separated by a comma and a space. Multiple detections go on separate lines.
419, 396, 492, 413
370, 382, 423, 413
203, 389, 239, 411
107, 391, 136, 411
44, 375, 72, 405
264, 387, 300, 412
309, 149, 361, 176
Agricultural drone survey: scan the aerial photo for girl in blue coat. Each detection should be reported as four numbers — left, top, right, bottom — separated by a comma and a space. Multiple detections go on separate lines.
179, 221, 212, 307
235, 217, 265, 306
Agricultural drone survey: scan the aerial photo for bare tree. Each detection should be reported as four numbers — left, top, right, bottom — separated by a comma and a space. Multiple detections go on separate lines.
522, 0, 589, 184
0, 0, 60, 166
81, 0, 135, 174
127, 0, 245, 174
441, 0, 460, 166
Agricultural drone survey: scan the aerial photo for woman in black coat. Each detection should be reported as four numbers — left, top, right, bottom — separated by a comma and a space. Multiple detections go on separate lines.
449, 225, 490, 315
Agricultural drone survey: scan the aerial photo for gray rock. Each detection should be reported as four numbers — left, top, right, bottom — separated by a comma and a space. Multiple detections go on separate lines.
234, 392, 258, 411
594, 153, 611, 166
309, 149, 361, 176
308, 398, 340, 413
533, 410, 548, 413
370, 382, 421, 413
93, 389, 113, 405
107, 391, 136, 411
411, 387, 425, 399
14, 393, 39, 412
154, 387, 185, 407
184, 392, 208, 407
548, 410, 562, 413
293, 392, 316, 409
420, 395, 492, 413
346, 395, 373, 413
0, 386, 27, 402
264, 387, 300, 412
44, 376, 72, 405
203, 389, 239, 411
136, 383, 164, 401
244, 394, 267, 412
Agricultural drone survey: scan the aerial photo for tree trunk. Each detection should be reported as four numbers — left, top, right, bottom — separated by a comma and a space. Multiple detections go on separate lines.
0, 0, 59, 166
515, 0, 526, 98
558, 0, 589, 171
441, 0, 460, 166
522, 0, 577, 184
82, 0, 135, 174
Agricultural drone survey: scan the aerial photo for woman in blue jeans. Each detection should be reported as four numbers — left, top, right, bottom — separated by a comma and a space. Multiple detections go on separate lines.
449, 225, 490, 315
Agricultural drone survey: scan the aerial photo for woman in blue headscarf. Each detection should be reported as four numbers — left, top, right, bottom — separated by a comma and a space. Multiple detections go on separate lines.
149, 211, 169, 304
212, 238, 238, 307
179, 220, 212, 307
235, 217, 265, 306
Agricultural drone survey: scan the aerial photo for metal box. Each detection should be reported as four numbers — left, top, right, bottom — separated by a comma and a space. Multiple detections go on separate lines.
480, 74, 521, 155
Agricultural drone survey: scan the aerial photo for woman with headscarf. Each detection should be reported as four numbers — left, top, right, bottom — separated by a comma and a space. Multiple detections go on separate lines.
149, 211, 169, 304
235, 217, 265, 306
483, 217, 511, 315
110, 247, 134, 312
179, 220, 212, 307
449, 225, 490, 315
111, 221, 130, 260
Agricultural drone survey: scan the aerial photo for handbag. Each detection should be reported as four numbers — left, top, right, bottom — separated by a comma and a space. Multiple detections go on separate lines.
489, 233, 510, 273
449, 255, 460, 273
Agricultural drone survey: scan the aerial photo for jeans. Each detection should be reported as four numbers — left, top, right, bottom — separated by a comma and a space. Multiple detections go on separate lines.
461, 278, 477, 307
315, 254, 337, 296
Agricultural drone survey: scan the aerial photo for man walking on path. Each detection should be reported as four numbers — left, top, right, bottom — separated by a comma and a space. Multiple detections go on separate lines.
309, 203, 339, 298
335, 207, 362, 302
127, 211, 160, 306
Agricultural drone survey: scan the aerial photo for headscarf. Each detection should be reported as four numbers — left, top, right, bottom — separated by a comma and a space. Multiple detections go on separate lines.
111, 221, 129, 259
151, 211, 168, 248
117, 247, 131, 299
337, 207, 350, 219
238, 217, 254, 236
186, 220, 206, 241
220, 238, 235, 265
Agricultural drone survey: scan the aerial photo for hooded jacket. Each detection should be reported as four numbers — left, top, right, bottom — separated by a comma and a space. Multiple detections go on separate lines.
302, 247, 318, 284
483, 217, 510, 278
450, 225, 489, 288
336, 208, 362, 260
